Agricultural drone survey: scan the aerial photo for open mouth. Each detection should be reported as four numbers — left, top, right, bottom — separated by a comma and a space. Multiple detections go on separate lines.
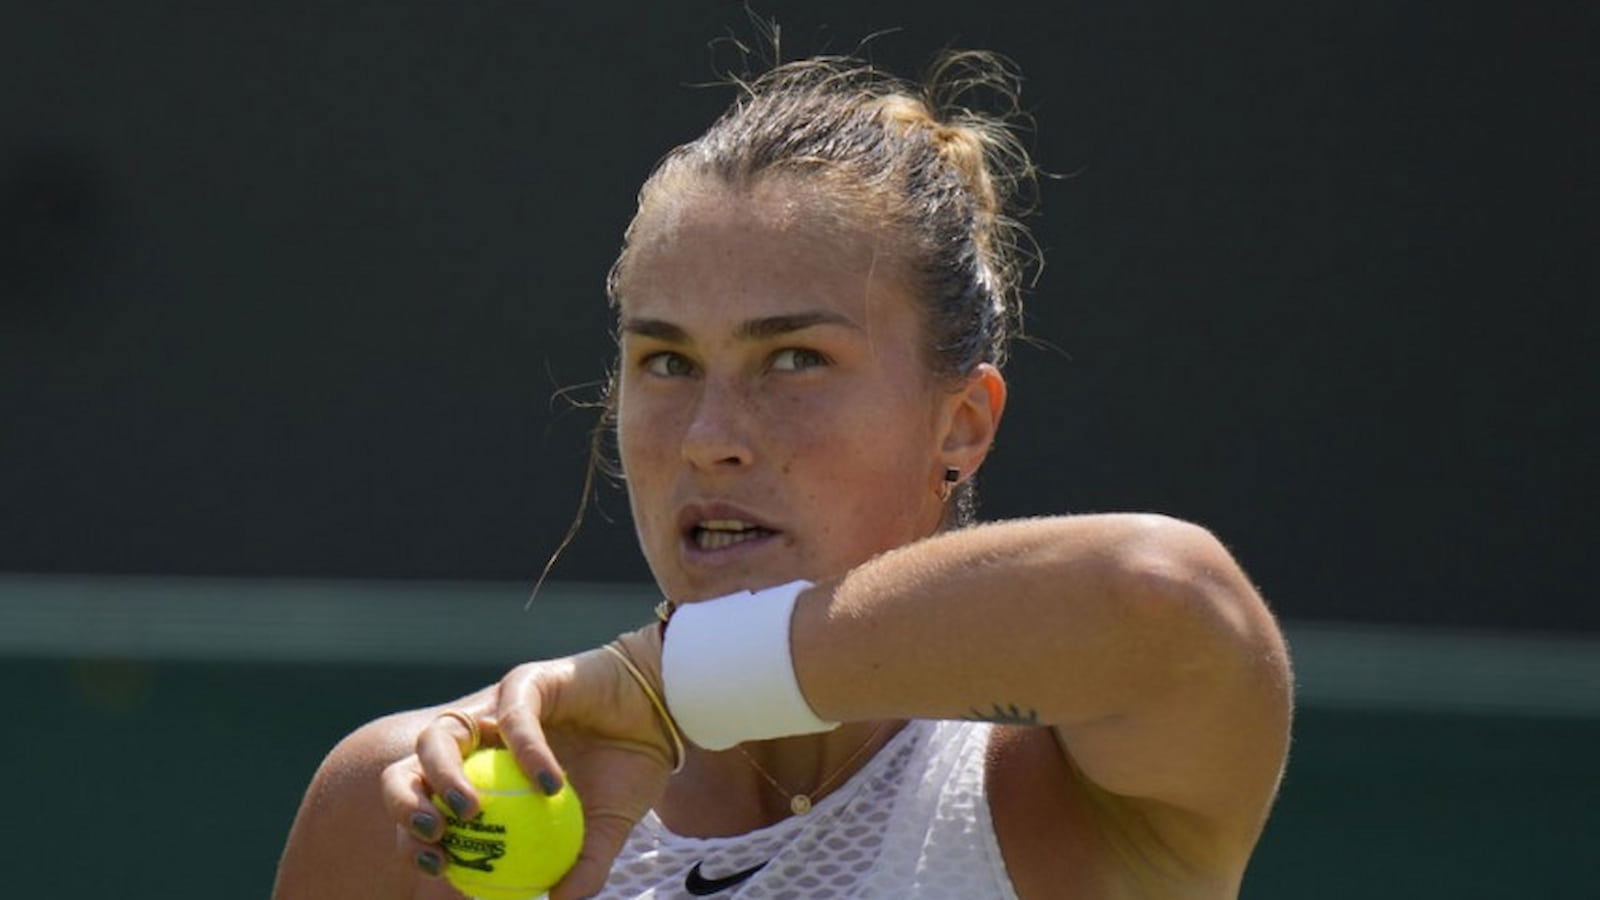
690, 519, 777, 551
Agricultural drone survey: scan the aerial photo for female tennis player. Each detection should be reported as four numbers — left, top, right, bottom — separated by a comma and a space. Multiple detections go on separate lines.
275, 52, 1291, 899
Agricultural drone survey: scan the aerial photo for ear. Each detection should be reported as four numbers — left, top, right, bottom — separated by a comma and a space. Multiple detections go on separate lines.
937, 363, 1007, 479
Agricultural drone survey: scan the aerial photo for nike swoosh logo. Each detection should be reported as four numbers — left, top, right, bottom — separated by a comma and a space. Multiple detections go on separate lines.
684, 859, 769, 895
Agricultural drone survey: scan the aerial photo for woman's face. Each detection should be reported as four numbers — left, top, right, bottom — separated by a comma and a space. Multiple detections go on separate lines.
614, 180, 957, 603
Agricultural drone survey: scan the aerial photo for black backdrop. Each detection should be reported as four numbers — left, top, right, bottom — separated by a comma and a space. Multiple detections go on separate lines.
3, 0, 1593, 630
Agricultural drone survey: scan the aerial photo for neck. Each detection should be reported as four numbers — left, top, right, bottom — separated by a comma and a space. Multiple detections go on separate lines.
655, 718, 908, 836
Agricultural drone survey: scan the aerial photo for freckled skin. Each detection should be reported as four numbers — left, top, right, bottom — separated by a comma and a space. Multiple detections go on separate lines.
614, 179, 953, 603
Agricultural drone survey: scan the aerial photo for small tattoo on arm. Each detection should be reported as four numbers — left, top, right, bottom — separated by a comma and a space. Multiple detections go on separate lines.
964, 702, 1040, 725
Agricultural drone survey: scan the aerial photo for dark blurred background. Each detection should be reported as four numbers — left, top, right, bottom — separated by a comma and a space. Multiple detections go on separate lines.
2, 1, 1595, 897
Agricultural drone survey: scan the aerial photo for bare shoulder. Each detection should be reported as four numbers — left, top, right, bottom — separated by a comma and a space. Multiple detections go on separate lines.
1083, 515, 1292, 833
273, 693, 490, 899
989, 516, 1292, 898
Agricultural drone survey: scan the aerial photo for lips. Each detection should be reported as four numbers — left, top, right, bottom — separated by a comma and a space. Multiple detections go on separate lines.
677, 503, 781, 556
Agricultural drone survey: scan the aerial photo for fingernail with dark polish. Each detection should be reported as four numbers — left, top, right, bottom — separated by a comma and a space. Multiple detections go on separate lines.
537, 770, 562, 796
416, 850, 442, 876
410, 811, 438, 837
444, 788, 470, 817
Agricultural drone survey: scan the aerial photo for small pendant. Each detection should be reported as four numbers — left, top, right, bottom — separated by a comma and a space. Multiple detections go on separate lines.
790, 794, 813, 815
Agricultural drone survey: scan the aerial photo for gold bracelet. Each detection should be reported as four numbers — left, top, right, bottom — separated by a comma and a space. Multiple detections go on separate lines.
603, 642, 687, 773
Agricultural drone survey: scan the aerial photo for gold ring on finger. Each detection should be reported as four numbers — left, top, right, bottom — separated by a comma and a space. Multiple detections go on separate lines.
436, 708, 481, 753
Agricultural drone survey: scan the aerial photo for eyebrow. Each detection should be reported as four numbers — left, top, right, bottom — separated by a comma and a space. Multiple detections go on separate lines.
619, 310, 861, 343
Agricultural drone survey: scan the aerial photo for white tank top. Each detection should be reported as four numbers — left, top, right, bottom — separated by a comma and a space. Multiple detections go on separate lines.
595, 719, 1020, 899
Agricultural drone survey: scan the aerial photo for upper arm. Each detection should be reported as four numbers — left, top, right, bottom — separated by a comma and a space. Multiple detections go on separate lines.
1052, 517, 1293, 864
273, 713, 424, 899
274, 689, 493, 900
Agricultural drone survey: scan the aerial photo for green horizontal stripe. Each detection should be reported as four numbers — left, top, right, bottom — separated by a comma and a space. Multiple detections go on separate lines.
2, 574, 1596, 717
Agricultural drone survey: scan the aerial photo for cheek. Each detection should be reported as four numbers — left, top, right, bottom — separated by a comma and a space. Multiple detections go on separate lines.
616, 400, 679, 525
615, 412, 648, 474
616, 385, 675, 468
768, 390, 933, 529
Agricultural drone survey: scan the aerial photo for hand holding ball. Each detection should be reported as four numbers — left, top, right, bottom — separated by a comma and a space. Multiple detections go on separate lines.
433, 748, 583, 899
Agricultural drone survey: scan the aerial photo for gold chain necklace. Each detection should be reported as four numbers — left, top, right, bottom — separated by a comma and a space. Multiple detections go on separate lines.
734, 721, 891, 816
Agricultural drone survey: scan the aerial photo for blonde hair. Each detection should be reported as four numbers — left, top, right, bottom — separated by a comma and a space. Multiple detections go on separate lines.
611, 51, 1040, 379
567, 51, 1042, 538
535, 52, 1043, 599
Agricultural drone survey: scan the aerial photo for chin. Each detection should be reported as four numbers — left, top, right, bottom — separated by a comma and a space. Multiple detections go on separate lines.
669, 567, 809, 605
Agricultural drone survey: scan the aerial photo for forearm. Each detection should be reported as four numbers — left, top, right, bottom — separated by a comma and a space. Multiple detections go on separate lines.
790, 513, 1278, 731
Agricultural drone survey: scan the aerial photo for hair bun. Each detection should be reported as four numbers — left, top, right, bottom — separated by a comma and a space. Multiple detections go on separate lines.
616, 48, 1041, 377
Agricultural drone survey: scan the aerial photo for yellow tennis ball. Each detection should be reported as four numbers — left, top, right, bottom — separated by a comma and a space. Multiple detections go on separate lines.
433, 748, 584, 900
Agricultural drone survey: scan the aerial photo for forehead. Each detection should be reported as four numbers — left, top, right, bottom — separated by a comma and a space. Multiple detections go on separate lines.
616, 178, 921, 332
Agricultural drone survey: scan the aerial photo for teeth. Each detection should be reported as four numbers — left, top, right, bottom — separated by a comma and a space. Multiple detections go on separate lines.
695, 528, 766, 551
699, 519, 755, 532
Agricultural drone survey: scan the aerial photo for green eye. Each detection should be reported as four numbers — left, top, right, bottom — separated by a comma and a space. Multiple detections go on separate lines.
644, 352, 695, 377
771, 348, 828, 372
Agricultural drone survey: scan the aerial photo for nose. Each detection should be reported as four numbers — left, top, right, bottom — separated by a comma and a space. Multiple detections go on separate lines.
681, 376, 754, 471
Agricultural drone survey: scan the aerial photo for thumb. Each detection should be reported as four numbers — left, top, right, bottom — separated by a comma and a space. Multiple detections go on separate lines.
494, 662, 569, 794
548, 809, 637, 900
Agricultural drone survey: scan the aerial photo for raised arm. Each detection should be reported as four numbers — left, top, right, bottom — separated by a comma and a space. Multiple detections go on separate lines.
293, 513, 1288, 898
789, 513, 1292, 865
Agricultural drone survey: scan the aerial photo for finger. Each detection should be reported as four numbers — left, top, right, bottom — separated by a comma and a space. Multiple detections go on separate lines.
380, 756, 446, 844
416, 713, 482, 821
548, 810, 637, 900
494, 664, 568, 797
394, 824, 448, 881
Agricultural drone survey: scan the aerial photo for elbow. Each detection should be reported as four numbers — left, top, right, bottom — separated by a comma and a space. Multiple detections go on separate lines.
1108, 515, 1290, 695
1114, 515, 1262, 621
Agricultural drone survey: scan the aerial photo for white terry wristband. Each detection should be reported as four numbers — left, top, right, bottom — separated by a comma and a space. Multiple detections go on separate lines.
661, 580, 839, 751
